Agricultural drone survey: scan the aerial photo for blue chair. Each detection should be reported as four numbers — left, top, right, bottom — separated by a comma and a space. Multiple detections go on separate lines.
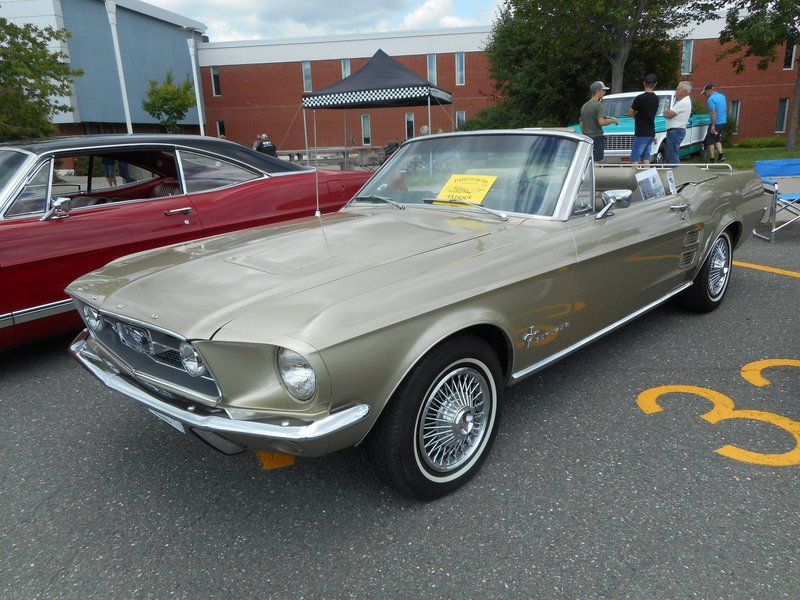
754, 159, 800, 242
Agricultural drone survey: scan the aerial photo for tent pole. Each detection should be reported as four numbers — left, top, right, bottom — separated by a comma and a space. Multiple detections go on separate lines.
344, 110, 348, 170
313, 110, 320, 217
427, 97, 432, 133
302, 107, 310, 166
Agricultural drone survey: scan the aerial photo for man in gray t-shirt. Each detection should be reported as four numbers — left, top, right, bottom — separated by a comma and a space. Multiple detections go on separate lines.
580, 81, 619, 162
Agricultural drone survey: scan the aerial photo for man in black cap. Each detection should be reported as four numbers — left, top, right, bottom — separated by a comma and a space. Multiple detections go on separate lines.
628, 74, 659, 165
702, 84, 727, 162
580, 80, 619, 163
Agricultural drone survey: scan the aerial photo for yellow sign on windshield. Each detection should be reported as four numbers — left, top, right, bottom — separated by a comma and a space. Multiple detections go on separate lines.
435, 174, 498, 205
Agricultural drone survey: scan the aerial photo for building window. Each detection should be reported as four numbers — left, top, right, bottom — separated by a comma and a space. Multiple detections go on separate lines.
729, 100, 740, 135
405, 112, 415, 139
455, 52, 465, 86
427, 54, 437, 85
216, 120, 226, 137
361, 114, 371, 146
211, 66, 221, 96
456, 110, 466, 130
342, 58, 351, 79
783, 41, 796, 70
302, 61, 312, 93
681, 40, 693, 75
775, 98, 789, 133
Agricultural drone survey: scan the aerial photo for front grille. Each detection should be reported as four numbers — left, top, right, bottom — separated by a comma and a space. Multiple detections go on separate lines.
606, 136, 634, 151
82, 308, 221, 402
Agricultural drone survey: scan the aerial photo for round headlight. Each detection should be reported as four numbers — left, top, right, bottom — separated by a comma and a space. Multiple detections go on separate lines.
277, 347, 316, 401
179, 342, 207, 377
82, 305, 104, 332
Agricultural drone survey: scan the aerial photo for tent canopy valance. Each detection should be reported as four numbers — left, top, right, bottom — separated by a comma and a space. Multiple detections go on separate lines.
302, 49, 453, 109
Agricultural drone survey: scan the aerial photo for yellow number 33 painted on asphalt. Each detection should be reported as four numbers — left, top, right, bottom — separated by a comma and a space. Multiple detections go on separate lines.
637, 359, 800, 467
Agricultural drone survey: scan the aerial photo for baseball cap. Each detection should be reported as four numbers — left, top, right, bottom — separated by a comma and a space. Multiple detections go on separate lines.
644, 73, 658, 85
590, 81, 610, 93
702, 84, 714, 94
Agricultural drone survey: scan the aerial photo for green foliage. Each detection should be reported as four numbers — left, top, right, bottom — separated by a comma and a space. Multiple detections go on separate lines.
735, 136, 787, 148
485, 0, 696, 128
142, 71, 196, 134
459, 103, 530, 130
0, 18, 83, 141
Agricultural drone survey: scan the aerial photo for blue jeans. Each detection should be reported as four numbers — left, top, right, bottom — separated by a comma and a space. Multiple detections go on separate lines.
666, 128, 686, 164
631, 136, 653, 162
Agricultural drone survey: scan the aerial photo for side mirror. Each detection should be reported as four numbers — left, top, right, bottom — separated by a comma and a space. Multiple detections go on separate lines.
596, 189, 633, 219
40, 197, 72, 221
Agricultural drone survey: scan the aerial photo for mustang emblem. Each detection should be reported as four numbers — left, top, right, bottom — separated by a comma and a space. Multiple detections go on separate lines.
522, 322, 571, 348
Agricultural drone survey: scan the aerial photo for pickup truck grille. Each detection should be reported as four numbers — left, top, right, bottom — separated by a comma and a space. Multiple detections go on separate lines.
606, 136, 634, 151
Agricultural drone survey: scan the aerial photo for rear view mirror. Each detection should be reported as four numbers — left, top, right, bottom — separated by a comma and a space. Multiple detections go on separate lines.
40, 197, 73, 221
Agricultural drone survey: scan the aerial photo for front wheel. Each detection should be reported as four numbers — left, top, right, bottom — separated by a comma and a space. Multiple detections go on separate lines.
678, 230, 733, 312
368, 334, 503, 500
654, 144, 666, 164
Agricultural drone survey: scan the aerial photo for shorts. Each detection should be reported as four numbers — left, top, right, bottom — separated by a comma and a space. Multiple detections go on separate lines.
591, 136, 605, 162
630, 136, 653, 162
102, 162, 115, 177
705, 124, 724, 144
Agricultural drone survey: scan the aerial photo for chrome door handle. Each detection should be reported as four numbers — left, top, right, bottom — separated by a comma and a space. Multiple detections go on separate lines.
164, 207, 192, 215
669, 203, 689, 211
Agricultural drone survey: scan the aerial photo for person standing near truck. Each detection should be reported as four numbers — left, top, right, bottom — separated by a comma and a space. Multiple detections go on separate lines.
702, 84, 727, 162
663, 81, 692, 163
628, 73, 660, 165
580, 80, 619, 163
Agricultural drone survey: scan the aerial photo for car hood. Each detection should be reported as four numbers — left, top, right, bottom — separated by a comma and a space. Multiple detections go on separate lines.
69, 207, 562, 347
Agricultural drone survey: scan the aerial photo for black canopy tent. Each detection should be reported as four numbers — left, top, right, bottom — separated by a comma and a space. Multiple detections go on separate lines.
301, 49, 453, 169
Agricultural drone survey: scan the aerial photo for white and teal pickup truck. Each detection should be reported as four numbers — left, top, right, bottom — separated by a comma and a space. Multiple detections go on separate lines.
572, 90, 710, 163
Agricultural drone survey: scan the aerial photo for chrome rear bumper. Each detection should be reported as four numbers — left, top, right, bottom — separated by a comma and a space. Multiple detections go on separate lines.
70, 330, 370, 456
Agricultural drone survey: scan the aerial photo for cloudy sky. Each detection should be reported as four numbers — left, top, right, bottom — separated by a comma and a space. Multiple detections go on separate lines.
156, 0, 503, 42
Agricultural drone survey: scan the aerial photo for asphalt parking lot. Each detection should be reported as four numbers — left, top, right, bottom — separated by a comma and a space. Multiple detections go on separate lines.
1, 225, 797, 599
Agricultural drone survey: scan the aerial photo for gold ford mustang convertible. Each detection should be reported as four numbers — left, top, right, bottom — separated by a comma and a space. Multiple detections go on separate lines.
68, 130, 766, 500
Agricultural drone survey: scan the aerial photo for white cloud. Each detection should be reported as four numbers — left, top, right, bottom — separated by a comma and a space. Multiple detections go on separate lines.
155, 0, 501, 42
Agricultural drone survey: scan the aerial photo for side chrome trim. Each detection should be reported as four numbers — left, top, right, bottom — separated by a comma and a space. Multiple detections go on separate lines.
12, 298, 75, 324
70, 332, 370, 443
511, 282, 693, 382
0, 313, 13, 330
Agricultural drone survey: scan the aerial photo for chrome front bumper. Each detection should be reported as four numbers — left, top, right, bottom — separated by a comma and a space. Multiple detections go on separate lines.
70, 330, 371, 457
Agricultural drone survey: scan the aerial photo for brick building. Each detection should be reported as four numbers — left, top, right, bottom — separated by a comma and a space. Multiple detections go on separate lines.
682, 19, 797, 141
197, 27, 494, 154
196, 21, 797, 154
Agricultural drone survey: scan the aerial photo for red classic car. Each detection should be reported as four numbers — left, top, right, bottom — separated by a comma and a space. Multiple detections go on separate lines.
0, 134, 369, 350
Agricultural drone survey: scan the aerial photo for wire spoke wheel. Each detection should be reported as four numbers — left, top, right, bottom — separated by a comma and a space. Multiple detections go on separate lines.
368, 334, 503, 500
706, 235, 731, 300
418, 366, 489, 473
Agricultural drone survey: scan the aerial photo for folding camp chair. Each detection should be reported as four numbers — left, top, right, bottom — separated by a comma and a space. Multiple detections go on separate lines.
754, 159, 800, 242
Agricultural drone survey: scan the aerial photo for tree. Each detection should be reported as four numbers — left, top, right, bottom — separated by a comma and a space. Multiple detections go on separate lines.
142, 71, 196, 133
0, 18, 83, 141
482, 0, 684, 127
711, 0, 800, 150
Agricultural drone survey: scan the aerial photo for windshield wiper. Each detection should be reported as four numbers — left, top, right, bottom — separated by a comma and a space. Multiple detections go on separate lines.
423, 198, 508, 221
351, 195, 405, 209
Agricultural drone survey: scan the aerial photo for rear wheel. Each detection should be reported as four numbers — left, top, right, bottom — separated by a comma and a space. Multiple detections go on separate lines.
368, 334, 503, 500
678, 230, 732, 312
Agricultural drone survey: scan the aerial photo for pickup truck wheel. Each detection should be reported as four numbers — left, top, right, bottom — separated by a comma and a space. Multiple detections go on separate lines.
654, 144, 667, 164
368, 334, 503, 500
678, 230, 732, 313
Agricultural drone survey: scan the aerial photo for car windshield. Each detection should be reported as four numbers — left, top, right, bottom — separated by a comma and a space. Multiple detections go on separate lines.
602, 94, 672, 118
352, 133, 579, 217
0, 149, 28, 196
